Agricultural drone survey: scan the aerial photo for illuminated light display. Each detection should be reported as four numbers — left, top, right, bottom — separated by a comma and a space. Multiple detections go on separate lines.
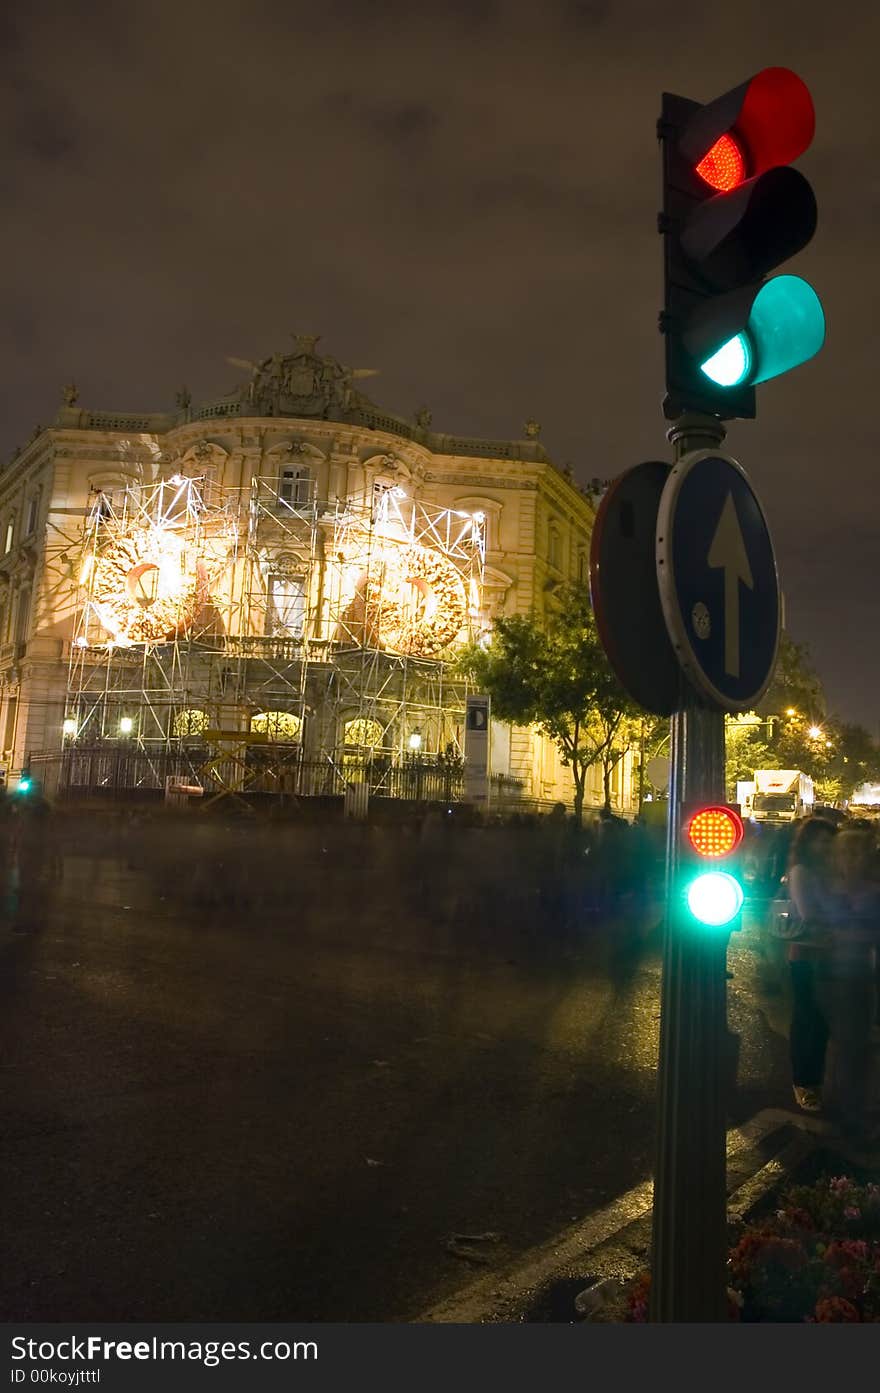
339, 540, 470, 658
686, 806, 744, 859
88, 529, 208, 644
695, 133, 746, 191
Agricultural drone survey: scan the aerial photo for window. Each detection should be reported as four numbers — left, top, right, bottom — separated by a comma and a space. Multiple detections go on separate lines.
173, 709, 209, 738
4, 519, 13, 554
266, 576, 306, 637
15, 586, 31, 645
548, 524, 561, 570
577, 548, 588, 584
343, 718, 384, 749
250, 711, 302, 742
279, 467, 311, 508
3, 696, 17, 752
26, 491, 40, 536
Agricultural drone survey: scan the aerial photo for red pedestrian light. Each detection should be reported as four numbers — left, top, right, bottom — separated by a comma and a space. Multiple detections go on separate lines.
685, 805, 744, 858
695, 133, 746, 191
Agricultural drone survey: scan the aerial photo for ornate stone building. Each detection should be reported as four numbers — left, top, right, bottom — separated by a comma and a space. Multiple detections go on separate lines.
0, 338, 633, 812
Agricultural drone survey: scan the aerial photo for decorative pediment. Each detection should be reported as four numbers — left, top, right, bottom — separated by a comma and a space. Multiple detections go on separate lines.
265, 439, 327, 466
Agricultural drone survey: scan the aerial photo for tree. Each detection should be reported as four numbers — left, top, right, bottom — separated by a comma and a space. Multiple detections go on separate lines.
758, 633, 825, 723
724, 713, 772, 797
458, 583, 639, 822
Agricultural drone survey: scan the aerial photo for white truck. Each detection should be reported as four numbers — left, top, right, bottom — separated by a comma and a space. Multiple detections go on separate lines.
736, 780, 756, 818
751, 769, 814, 825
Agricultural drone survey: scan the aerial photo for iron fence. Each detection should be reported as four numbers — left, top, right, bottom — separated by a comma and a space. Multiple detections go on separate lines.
28, 746, 466, 805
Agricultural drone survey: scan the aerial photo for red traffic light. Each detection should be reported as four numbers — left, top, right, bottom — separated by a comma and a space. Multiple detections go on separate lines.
685, 806, 744, 858
696, 133, 746, 192
686, 67, 815, 190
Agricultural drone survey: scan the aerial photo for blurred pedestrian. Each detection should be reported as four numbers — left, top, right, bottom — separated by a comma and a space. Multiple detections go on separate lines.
785, 816, 841, 1113
825, 827, 880, 1138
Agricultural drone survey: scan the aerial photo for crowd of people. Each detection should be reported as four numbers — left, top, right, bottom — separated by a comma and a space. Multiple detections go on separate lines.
772, 813, 880, 1142
4, 784, 878, 1138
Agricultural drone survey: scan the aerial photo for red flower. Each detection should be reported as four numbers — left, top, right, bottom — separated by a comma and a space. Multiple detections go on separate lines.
825, 1240, 869, 1268
815, 1297, 861, 1322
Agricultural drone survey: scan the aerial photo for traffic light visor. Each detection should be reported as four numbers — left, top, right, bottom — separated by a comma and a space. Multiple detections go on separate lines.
686, 805, 744, 857
746, 275, 825, 385
736, 68, 815, 177
698, 276, 824, 389
685, 67, 815, 185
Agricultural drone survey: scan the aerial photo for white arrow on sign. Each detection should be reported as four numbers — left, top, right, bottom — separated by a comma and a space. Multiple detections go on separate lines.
707, 491, 754, 678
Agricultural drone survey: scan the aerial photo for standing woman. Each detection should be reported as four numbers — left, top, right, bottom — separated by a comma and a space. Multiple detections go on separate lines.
786, 817, 840, 1112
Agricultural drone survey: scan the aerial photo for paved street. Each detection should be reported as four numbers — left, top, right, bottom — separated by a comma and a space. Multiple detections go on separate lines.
0, 816, 791, 1322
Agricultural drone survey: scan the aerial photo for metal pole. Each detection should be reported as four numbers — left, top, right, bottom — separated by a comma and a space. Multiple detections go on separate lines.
650, 412, 729, 1322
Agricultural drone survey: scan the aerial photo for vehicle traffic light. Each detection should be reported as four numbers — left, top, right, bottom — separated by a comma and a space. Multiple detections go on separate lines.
660, 67, 824, 419
680, 803, 744, 928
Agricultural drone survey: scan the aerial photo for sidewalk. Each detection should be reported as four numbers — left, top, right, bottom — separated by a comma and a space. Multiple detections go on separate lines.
419, 1107, 878, 1323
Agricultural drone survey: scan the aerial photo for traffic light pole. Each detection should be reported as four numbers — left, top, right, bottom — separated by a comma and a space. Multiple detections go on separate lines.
650, 412, 729, 1322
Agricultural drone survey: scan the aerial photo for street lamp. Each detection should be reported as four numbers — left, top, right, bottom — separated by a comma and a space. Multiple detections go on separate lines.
808, 725, 823, 740
408, 731, 422, 752
119, 716, 134, 736
62, 718, 77, 738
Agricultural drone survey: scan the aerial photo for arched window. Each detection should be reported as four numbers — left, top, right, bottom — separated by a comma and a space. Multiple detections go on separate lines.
453, 496, 501, 552
343, 717, 384, 750
173, 708, 209, 738
250, 711, 302, 742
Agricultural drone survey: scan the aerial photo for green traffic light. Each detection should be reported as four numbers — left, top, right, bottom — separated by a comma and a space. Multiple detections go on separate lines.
18, 779, 31, 793
700, 332, 752, 387
699, 275, 824, 390
685, 870, 743, 927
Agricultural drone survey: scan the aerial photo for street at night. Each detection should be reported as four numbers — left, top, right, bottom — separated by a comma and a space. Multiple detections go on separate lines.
0, 814, 789, 1322
4, 0, 880, 1362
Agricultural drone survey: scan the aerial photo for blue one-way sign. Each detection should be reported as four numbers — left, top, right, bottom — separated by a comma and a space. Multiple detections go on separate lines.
656, 450, 780, 712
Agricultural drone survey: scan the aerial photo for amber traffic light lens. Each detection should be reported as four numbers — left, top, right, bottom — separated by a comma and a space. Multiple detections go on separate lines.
686, 806, 744, 858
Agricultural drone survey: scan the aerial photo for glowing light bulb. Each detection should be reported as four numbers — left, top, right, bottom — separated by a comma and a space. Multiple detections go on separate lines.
695, 133, 746, 192
700, 333, 752, 387
686, 871, 743, 927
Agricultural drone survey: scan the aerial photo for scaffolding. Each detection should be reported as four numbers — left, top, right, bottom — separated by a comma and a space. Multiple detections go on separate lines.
62, 473, 485, 802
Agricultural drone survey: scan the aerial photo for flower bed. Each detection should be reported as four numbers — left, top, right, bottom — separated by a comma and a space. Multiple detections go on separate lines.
626, 1174, 880, 1322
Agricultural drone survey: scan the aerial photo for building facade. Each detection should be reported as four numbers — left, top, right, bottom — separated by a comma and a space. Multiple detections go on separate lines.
0, 338, 634, 813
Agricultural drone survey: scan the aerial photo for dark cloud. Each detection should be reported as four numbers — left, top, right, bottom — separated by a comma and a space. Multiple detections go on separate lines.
1, 0, 879, 724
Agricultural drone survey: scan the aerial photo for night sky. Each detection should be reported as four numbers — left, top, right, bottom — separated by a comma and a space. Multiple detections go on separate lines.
2, 2, 877, 727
